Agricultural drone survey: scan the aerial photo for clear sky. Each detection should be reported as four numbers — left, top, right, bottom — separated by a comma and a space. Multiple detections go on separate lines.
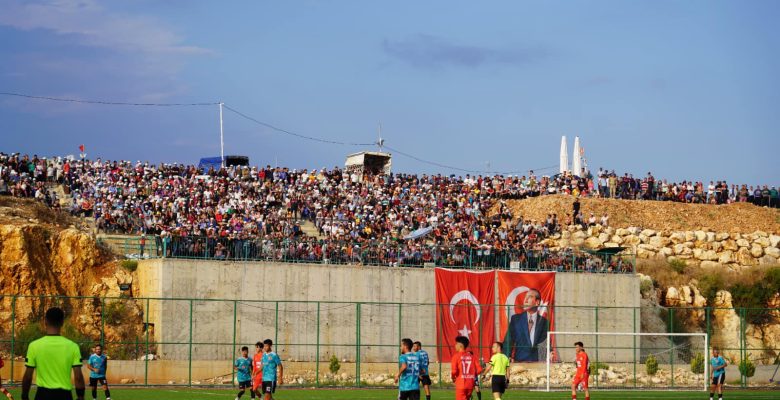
0, 0, 778, 184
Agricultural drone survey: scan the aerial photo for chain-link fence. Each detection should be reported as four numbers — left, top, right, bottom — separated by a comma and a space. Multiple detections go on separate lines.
0, 296, 777, 389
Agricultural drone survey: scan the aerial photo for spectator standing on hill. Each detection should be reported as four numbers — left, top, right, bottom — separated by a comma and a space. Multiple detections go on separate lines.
572, 198, 580, 222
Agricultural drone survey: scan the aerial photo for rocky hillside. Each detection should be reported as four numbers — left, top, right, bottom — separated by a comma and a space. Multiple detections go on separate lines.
498, 196, 780, 365
0, 197, 144, 358
542, 225, 779, 270
640, 273, 780, 366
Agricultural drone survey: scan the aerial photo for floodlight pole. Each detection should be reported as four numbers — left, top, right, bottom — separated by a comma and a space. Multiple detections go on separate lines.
219, 102, 225, 168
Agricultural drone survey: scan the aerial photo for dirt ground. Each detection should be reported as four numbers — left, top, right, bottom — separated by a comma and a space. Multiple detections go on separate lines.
493, 195, 780, 233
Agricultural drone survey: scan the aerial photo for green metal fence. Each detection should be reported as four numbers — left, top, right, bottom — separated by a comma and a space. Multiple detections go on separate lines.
96, 234, 636, 273
0, 296, 777, 389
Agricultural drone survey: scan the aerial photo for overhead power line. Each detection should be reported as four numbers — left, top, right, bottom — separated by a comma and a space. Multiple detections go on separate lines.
384, 144, 558, 176
0, 91, 220, 106
1, 90, 560, 174
222, 104, 375, 147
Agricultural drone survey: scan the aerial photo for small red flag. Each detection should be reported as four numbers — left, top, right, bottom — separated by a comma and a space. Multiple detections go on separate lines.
79, 144, 85, 153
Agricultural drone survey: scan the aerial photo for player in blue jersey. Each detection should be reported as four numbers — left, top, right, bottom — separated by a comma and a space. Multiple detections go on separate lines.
260, 339, 283, 400
413, 341, 432, 400
395, 338, 421, 400
234, 346, 254, 400
87, 344, 110, 400
710, 347, 728, 400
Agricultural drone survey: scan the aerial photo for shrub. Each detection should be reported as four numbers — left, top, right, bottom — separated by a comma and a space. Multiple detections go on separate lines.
121, 259, 138, 272
646, 355, 658, 376
589, 362, 609, 375
739, 358, 755, 378
697, 273, 724, 305
731, 268, 780, 324
61, 322, 93, 359
329, 355, 341, 374
13, 322, 45, 357
16, 320, 92, 359
691, 352, 705, 374
103, 300, 129, 326
668, 259, 687, 274
639, 278, 654, 296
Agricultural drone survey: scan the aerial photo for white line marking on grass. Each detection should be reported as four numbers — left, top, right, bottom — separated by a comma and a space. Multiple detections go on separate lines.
165, 389, 224, 396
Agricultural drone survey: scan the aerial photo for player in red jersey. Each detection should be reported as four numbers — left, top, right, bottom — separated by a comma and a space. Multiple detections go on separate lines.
0, 358, 14, 399
251, 341, 264, 397
451, 336, 482, 400
571, 341, 590, 400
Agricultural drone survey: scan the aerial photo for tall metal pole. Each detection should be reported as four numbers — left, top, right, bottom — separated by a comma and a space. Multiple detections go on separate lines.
219, 102, 225, 168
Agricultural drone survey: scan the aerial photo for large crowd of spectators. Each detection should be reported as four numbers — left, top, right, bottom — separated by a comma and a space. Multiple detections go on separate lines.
0, 152, 554, 248
1, 151, 775, 270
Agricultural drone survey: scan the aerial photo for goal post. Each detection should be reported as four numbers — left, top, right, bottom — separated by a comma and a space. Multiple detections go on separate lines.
545, 331, 709, 392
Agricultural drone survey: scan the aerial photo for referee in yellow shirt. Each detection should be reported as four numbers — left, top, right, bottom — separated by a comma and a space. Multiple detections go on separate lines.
21, 308, 86, 400
481, 342, 511, 400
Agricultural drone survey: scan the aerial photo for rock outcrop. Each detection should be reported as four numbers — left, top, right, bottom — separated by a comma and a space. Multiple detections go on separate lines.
0, 223, 144, 352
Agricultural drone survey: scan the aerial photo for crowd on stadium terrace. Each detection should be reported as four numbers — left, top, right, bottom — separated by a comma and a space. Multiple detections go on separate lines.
0, 152, 775, 270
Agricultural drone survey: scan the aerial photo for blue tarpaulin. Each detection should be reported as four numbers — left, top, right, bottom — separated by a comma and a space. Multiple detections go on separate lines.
198, 157, 223, 171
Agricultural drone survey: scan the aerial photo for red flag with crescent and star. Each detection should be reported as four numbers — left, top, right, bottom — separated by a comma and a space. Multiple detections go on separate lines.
435, 268, 495, 361
497, 271, 556, 359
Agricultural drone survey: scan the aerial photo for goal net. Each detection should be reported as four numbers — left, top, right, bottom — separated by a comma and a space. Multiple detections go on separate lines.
543, 331, 708, 391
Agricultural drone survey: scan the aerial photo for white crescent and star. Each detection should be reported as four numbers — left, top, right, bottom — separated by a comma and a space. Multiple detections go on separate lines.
448, 290, 481, 325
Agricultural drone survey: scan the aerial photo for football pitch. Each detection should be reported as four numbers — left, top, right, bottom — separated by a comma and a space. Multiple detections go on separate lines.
5, 388, 780, 400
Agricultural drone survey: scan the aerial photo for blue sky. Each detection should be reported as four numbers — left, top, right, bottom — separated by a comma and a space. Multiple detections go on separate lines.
0, 0, 778, 184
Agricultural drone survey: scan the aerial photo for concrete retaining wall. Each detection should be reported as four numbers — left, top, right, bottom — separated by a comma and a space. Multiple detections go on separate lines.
137, 259, 639, 362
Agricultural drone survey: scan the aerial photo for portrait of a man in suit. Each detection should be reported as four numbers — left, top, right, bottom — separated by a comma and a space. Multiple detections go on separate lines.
502, 288, 549, 362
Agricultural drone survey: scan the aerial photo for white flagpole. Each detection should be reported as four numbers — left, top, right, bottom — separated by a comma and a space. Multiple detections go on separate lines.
219, 102, 225, 168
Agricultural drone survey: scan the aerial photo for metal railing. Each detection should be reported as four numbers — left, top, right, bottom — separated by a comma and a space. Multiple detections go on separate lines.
96, 235, 636, 273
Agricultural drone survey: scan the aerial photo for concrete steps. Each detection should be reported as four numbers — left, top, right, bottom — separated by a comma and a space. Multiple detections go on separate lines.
299, 219, 323, 239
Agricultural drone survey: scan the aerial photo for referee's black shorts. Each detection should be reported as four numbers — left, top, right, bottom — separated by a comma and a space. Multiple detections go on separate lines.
419, 375, 432, 386
491, 375, 508, 394
35, 387, 73, 400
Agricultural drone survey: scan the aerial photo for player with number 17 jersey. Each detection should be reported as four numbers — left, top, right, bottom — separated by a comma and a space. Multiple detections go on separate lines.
451, 349, 482, 400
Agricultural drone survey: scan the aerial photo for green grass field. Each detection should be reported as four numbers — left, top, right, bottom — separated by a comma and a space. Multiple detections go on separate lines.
5, 387, 779, 400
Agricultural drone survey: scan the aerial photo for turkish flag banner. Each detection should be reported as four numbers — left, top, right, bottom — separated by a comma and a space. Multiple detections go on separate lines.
497, 271, 556, 362
79, 144, 85, 153
435, 268, 495, 362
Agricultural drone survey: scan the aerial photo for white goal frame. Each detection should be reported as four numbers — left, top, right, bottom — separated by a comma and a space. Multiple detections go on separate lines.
545, 331, 709, 392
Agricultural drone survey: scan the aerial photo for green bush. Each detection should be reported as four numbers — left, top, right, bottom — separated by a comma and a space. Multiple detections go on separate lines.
730, 268, 780, 324
589, 362, 609, 375
668, 259, 687, 274
15, 320, 92, 360
691, 352, 705, 374
103, 300, 129, 326
697, 273, 724, 304
739, 358, 755, 378
329, 355, 341, 374
13, 322, 45, 357
639, 278, 654, 295
61, 322, 93, 360
121, 259, 138, 272
646, 355, 658, 376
